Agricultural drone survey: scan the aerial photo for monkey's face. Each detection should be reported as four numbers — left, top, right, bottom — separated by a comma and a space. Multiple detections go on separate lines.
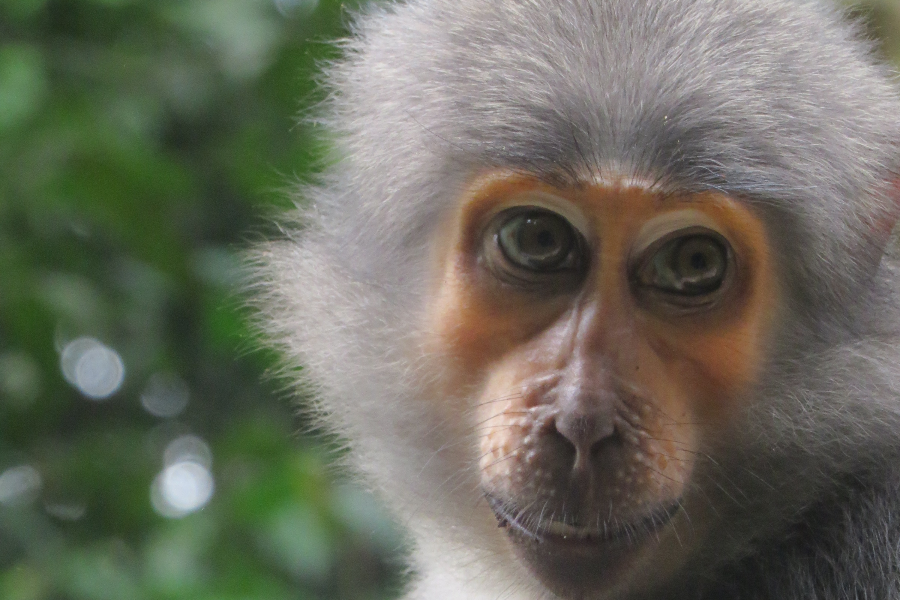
426, 171, 780, 598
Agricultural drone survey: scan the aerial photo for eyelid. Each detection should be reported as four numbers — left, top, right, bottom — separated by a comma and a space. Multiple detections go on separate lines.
632, 210, 725, 257
488, 192, 591, 241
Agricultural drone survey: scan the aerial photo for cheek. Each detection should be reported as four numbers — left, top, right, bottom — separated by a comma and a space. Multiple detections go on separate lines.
640, 328, 751, 427
420, 268, 550, 446
638, 288, 778, 429
428, 267, 568, 377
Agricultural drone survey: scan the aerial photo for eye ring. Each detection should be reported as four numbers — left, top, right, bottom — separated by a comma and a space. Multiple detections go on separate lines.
630, 227, 735, 312
482, 207, 587, 290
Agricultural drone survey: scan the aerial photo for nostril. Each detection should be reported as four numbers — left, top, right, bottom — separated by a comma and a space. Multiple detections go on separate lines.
547, 419, 578, 466
590, 429, 623, 461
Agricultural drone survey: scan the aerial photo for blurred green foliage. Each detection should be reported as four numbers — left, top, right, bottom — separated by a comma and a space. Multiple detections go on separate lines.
0, 0, 897, 599
0, 0, 405, 598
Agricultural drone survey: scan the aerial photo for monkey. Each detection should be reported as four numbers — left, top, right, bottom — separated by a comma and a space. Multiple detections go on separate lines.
249, 0, 900, 598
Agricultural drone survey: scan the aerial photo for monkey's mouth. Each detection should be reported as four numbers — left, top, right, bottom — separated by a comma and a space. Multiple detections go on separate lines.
485, 491, 681, 596
485, 492, 681, 545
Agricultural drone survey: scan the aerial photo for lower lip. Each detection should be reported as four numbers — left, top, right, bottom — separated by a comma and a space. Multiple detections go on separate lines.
490, 498, 681, 596
490, 495, 680, 546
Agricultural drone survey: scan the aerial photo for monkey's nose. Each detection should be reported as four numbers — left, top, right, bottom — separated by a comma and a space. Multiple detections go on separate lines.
553, 411, 617, 471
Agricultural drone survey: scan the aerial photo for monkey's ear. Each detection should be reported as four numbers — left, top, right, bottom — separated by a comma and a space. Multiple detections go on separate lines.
869, 178, 900, 255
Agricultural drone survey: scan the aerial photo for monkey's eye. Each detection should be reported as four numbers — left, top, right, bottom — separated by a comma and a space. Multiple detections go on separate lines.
484, 207, 586, 289
633, 231, 731, 308
497, 210, 577, 271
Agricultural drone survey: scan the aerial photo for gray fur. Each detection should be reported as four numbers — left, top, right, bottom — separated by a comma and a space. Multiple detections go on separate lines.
249, 0, 900, 598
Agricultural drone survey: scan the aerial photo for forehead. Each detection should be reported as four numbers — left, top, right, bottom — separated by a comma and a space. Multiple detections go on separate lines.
382, 0, 894, 213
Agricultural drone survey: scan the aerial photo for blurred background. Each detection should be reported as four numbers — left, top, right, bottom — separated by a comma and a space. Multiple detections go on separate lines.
0, 1, 898, 599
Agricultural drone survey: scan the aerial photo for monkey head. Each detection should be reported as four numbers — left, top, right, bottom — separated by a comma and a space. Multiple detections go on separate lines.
252, 0, 900, 598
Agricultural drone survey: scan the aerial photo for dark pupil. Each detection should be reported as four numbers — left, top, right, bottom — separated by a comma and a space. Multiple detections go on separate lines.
690, 252, 707, 270
536, 229, 555, 248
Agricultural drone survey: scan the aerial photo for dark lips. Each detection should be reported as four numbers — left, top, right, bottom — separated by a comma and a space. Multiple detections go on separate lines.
485, 492, 682, 547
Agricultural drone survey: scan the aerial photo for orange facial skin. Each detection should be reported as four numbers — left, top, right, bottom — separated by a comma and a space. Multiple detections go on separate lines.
424, 170, 781, 595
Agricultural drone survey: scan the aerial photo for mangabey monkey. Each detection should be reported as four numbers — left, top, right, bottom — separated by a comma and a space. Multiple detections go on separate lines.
251, 0, 900, 598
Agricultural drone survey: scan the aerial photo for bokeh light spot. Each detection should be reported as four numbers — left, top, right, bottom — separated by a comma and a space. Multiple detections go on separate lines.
151, 461, 214, 519
60, 337, 125, 400
0, 465, 42, 506
141, 373, 190, 418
